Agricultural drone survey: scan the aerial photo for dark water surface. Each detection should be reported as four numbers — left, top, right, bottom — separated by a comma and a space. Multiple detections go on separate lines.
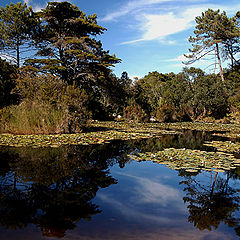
0, 131, 240, 240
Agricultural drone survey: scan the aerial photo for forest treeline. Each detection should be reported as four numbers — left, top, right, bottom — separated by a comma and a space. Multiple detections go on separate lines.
0, 1, 240, 134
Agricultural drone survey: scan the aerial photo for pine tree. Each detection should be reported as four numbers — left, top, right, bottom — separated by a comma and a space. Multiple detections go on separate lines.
184, 9, 240, 82
27, 1, 120, 91
0, 2, 38, 68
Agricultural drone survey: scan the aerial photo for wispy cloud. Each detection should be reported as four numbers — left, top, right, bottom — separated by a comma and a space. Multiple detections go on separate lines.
104, 0, 240, 45
165, 54, 188, 62
101, 0, 173, 22
102, 0, 207, 22
24, 0, 74, 12
121, 6, 208, 45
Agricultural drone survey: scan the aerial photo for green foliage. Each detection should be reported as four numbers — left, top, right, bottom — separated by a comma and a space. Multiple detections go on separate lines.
27, 1, 120, 89
132, 71, 170, 116
1, 71, 90, 134
160, 73, 193, 121
155, 101, 176, 122
185, 9, 240, 82
150, 68, 229, 122
0, 101, 65, 134
0, 2, 39, 67
227, 88, 240, 123
194, 74, 228, 119
123, 102, 147, 123
92, 72, 132, 119
0, 58, 17, 107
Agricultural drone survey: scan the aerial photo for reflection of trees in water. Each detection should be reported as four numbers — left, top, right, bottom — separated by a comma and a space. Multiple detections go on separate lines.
0, 142, 133, 238
0, 130, 223, 238
123, 130, 211, 155
179, 170, 240, 236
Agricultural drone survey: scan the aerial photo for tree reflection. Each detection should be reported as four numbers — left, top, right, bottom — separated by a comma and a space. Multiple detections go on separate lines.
180, 170, 240, 236
0, 130, 224, 238
0, 143, 130, 238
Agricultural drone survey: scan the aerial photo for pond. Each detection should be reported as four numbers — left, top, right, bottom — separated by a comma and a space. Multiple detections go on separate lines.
0, 129, 240, 240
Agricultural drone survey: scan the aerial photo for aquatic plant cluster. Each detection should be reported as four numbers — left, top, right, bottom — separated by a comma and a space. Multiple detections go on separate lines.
1, 121, 240, 173
0, 122, 179, 148
129, 148, 240, 173
0, 121, 238, 146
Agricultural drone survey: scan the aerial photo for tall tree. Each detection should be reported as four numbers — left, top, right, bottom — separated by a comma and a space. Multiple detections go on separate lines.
222, 11, 240, 68
0, 2, 38, 68
27, 1, 120, 90
184, 9, 240, 82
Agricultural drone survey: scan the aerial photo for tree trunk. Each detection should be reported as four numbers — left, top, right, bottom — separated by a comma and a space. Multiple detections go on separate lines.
17, 42, 20, 68
216, 43, 225, 83
210, 172, 218, 198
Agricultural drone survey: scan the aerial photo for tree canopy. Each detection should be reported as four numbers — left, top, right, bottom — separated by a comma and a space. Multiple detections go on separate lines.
184, 9, 240, 82
0, 2, 38, 68
27, 1, 120, 89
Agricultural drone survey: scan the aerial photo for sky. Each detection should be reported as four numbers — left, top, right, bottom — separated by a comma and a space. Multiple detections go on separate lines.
1, 0, 240, 79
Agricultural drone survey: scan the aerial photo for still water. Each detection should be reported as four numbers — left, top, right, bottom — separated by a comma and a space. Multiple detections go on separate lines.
0, 131, 240, 240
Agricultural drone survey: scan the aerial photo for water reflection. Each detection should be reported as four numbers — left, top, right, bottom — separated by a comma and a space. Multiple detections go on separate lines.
0, 144, 122, 238
179, 169, 240, 236
0, 131, 239, 239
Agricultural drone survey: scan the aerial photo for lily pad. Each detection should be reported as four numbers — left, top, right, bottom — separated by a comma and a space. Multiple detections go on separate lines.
128, 148, 240, 173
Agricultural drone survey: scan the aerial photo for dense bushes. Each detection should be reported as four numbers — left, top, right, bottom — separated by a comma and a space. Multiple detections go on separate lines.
0, 1, 120, 134
123, 103, 147, 123
0, 71, 90, 134
132, 68, 237, 123
0, 59, 17, 108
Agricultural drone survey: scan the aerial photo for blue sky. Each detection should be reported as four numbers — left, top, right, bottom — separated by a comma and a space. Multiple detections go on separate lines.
1, 0, 240, 78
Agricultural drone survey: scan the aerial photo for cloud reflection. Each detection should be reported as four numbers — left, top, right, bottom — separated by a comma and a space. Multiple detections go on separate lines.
97, 171, 186, 224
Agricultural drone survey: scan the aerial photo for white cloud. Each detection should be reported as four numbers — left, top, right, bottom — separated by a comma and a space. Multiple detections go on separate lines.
97, 193, 174, 223
115, 172, 184, 208
101, 0, 207, 22
165, 55, 185, 62
97, 172, 185, 223
143, 13, 192, 40
23, 0, 31, 5
106, 1, 240, 45
121, 5, 211, 45
134, 177, 181, 206
0, 53, 16, 64
27, 0, 74, 12
101, 0, 174, 22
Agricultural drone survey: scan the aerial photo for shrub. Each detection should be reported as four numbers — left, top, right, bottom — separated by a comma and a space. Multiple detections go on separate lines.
0, 101, 65, 134
123, 104, 147, 122
0, 71, 90, 134
154, 102, 175, 122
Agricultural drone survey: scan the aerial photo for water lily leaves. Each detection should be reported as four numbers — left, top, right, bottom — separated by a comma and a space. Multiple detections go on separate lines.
1, 121, 240, 149
204, 141, 240, 153
0, 121, 182, 148
129, 148, 240, 173
92, 121, 240, 133
0, 130, 150, 148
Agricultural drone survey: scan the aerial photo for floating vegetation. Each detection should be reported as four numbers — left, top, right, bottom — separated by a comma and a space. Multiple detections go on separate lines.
1, 121, 240, 148
203, 141, 240, 153
129, 148, 240, 172
212, 132, 240, 139
92, 121, 240, 133
0, 125, 179, 148
0, 131, 150, 148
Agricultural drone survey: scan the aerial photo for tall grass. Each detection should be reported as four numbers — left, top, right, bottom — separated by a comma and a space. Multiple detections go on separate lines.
0, 71, 90, 134
0, 101, 69, 134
